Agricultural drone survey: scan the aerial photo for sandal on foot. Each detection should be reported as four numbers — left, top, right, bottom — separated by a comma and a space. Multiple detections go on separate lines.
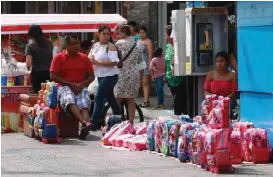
139, 102, 150, 108
79, 123, 94, 140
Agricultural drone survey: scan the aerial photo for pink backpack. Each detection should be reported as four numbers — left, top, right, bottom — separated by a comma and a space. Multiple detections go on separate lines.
189, 130, 199, 164
230, 130, 242, 164
205, 128, 233, 173
250, 128, 271, 164
233, 121, 254, 137
208, 108, 229, 129
154, 120, 165, 153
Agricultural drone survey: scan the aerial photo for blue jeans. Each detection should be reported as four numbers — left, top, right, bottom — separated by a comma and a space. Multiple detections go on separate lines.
155, 75, 165, 105
91, 74, 120, 124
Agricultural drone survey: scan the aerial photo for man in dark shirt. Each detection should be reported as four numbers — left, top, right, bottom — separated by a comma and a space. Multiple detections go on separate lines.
50, 35, 95, 140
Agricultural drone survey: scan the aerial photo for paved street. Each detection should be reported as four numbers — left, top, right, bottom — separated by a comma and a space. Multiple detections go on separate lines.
2, 97, 273, 177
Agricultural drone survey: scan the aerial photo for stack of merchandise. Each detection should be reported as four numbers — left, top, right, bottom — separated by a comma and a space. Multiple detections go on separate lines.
233, 122, 271, 164
26, 81, 60, 144
101, 115, 148, 151
142, 94, 272, 174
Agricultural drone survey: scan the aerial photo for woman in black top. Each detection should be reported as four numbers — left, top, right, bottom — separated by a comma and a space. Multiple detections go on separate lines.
25, 25, 53, 93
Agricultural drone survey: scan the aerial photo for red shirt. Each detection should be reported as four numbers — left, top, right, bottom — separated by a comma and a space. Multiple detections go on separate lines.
204, 80, 238, 97
50, 51, 93, 83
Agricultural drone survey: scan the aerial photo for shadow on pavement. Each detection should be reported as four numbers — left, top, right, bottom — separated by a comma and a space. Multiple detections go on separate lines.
85, 134, 101, 141
59, 138, 87, 146
234, 167, 267, 176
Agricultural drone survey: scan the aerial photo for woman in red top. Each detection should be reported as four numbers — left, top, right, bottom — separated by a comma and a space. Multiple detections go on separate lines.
204, 51, 237, 97
203, 51, 238, 119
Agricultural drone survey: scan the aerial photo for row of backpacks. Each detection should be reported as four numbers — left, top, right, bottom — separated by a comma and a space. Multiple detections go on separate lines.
145, 95, 272, 174
25, 81, 60, 144
101, 95, 272, 174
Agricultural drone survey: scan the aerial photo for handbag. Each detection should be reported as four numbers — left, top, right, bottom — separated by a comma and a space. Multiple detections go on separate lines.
87, 77, 99, 95
117, 42, 137, 69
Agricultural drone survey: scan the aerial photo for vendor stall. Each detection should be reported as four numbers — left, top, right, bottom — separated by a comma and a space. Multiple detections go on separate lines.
1, 14, 127, 133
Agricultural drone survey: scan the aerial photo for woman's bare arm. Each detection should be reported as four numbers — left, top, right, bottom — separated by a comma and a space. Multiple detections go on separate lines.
146, 39, 153, 64
229, 54, 238, 73
226, 72, 237, 98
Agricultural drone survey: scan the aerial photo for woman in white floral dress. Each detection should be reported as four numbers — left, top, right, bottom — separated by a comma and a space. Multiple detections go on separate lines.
114, 25, 144, 124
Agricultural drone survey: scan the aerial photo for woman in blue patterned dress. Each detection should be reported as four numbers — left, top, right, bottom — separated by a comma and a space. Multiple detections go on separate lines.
138, 25, 153, 107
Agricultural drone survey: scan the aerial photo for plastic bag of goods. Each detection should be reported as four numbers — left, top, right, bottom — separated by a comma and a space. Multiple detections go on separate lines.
129, 135, 148, 151
101, 123, 121, 146
109, 121, 136, 146
115, 134, 135, 147
134, 122, 148, 135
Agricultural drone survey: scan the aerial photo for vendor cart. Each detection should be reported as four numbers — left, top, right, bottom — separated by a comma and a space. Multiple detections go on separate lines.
1, 14, 127, 133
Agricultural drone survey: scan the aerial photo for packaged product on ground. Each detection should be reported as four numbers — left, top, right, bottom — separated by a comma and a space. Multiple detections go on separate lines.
123, 136, 134, 148
134, 122, 148, 135
243, 128, 271, 164
204, 128, 234, 173
109, 121, 135, 146
115, 134, 135, 147
154, 119, 165, 153
162, 119, 181, 155
130, 135, 147, 151
146, 120, 156, 151
101, 123, 121, 146
189, 129, 199, 164
168, 123, 181, 157
177, 133, 190, 162
230, 130, 242, 164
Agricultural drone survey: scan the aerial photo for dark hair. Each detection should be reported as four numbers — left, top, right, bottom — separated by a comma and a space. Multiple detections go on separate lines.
139, 25, 148, 34
98, 25, 111, 33
120, 25, 131, 36
127, 21, 137, 28
64, 34, 79, 44
98, 25, 115, 44
215, 51, 230, 64
154, 48, 163, 58
28, 24, 47, 48
81, 40, 92, 49
165, 25, 172, 36
127, 21, 139, 32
